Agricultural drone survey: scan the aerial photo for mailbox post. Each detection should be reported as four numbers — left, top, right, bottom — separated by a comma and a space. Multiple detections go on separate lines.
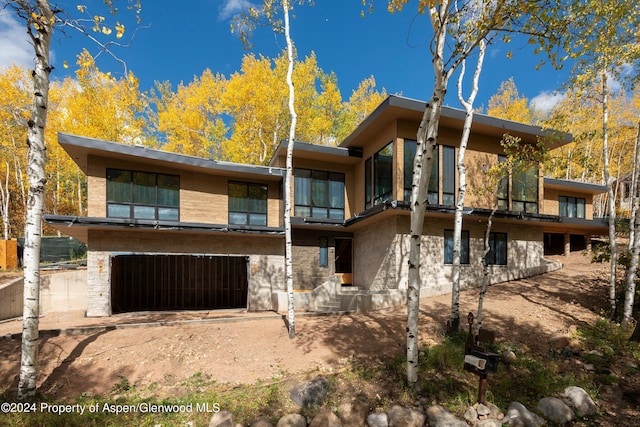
464, 312, 499, 404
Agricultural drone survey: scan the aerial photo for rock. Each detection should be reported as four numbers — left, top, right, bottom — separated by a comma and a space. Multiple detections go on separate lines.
477, 420, 502, 427
504, 402, 544, 427
290, 376, 330, 409
486, 402, 504, 420
425, 404, 466, 427
209, 411, 235, 427
549, 335, 570, 350
476, 403, 491, 416
338, 401, 368, 427
250, 416, 273, 427
537, 397, 575, 424
562, 386, 597, 417
366, 412, 388, 427
389, 404, 426, 427
276, 413, 306, 427
309, 409, 342, 427
463, 406, 478, 425
501, 350, 517, 365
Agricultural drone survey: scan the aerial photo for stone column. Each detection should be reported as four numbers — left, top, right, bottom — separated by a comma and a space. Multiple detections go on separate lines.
586, 234, 592, 253
564, 233, 571, 257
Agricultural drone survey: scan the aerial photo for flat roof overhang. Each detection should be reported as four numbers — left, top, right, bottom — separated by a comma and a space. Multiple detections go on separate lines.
58, 133, 285, 181
544, 178, 607, 195
269, 140, 363, 167
541, 217, 610, 236
340, 95, 571, 150
44, 215, 285, 243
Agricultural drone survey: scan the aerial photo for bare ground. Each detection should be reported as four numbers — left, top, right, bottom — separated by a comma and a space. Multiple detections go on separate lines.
1, 252, 638, 423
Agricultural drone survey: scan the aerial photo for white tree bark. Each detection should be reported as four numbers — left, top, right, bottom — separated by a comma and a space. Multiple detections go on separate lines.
628, 121, 640, 250
17, 0, 54, 399
450, 40, 485, 332
622, 121, 640, 324
601, 73, 618, 317
0, 162, 10, 240
476, 206, 497, 336
407, 1, 453, 386
283, 0, 296, 339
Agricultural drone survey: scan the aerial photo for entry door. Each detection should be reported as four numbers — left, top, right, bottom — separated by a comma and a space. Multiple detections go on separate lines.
335, 238, 353, 286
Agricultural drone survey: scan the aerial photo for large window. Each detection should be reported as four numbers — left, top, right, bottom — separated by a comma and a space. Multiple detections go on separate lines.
228, 182, 268, 226
107, 168, 179, 221
442, 145, 455, 206
559, 196, 585, 218
512, 165, 538, 214
497, 155, 509, 211
365, 142, 394, 208
294, 169, 345, 219
444, 229, 470, 264
403, 140, 439, 204
486, 232, 507, 265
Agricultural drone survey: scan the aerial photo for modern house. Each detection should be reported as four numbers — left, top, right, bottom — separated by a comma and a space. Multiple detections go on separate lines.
45, 95, 609, 317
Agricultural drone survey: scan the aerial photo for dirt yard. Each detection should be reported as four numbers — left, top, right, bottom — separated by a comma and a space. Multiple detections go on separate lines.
0, 252, 637, 421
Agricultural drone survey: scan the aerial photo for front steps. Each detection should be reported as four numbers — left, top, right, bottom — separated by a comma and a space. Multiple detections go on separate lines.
315, 286, 362, 313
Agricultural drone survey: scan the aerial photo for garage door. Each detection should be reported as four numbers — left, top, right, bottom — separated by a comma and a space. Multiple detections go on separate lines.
111, 255, 248, 313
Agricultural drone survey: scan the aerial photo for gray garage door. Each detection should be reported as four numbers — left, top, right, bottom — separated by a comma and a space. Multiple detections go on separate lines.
111, 255, 248, 313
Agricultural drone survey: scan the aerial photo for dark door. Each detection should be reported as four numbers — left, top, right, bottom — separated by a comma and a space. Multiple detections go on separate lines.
111, 255, 248, 313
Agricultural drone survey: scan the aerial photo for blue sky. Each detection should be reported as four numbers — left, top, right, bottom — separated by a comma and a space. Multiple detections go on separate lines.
0, 1, 570, 113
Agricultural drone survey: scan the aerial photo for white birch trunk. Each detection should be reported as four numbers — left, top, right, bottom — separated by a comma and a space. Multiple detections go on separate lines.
622, 121, 640, 323
450, 40, 485, 332
601, 74, 617, 317
283, 0, 296, 339
18, 0, 54, 399
0, 162, 10, 240
628, 121, 640, 250
476, 206, 497, 336
407, 1, 452, 386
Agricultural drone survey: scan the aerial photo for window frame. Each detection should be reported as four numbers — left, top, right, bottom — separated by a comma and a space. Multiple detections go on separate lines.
106, 168, 180, 221
559, 196, 585, 219
511, 165, 539, 214
228, 181, 268, 226
444, 229, 470, 265
486, 232, 508, 266
403, 140, 439, 205
294, 168, 345, 220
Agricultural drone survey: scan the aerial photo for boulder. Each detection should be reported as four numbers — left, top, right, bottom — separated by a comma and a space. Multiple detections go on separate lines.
309, 409, 342, 427
250, 416, 273, 427
366, 412, 388, 427
338, 401, 368, 427
276, 413, 306, 427
389, 404, 426, 427
289, 376, 330, 409
504, 402, 544, 427
209, 411, 235, 427
562, 386, 597, 417
537, 397, 575, 424
425, 404, 466, 427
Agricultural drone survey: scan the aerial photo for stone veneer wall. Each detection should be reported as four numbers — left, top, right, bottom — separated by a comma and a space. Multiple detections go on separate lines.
85, 229, 284, 317
353, 214, 546, 298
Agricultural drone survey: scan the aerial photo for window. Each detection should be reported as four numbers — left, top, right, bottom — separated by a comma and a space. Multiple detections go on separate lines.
559, 196, 585, 219
319, 237, 328, 267
442, 145, 455, 206
294, 169, 345, 219
497, 155, 509, 211
228, 182, 268, 226
403, 140, 439, 204
486, 232, 507, 265
107, 168, 179, 221
365, 142, 394, 208
444, 229, 470, 264
512, 165, 538, 214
